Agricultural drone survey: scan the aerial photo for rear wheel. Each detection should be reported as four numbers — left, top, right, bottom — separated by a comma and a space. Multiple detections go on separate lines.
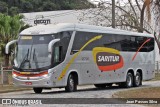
33, 88, 43, 93
65, 74, 77, 92
94, 84, 107, 88
133, 72, 142, 87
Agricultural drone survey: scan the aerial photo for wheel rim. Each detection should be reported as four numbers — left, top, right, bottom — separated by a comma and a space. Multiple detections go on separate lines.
127, 75, 132, 87
135, 74, 140, 85
69, 76, 74, 90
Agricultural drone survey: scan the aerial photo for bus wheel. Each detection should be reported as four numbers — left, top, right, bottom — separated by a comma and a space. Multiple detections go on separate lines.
33, 88, 43, 93
65, 74, 77, 92
125, 72, 133, 88
94, 84, 107, 88
133, 72, 142, 87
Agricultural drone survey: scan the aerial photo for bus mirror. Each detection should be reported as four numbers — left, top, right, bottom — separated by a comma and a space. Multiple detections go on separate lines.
5, 40, 18, 54
48, 39, 60, 53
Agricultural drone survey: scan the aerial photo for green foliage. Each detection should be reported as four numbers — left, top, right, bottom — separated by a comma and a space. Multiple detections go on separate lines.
42, 1, 57, 11
0, 1, 8, 14
0, 0, 95, 15
0, 14, 25, 56
20, 0, 33, 13
9, 7, 19, 16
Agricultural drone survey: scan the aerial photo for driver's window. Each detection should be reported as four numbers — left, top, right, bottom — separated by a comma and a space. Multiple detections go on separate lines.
54, 47, 60, 63
53, 46, 62, 63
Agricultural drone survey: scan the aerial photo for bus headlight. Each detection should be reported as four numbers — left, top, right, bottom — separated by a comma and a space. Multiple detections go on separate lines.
42, 74, 49, 78
12, 71, 19, 77
13, 73, 17, 77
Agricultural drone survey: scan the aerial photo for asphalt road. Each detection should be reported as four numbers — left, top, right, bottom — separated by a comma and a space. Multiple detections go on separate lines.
0, 81, 160, 107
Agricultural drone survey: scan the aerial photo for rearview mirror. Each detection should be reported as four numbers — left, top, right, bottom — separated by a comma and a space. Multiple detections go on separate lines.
5, 40, 18, 54
48, 39, 60, 53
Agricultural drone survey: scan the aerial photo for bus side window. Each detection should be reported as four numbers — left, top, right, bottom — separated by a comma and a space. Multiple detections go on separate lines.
147, 38, 154, 52
52, 46, 63, 64
71, 31, 96, 53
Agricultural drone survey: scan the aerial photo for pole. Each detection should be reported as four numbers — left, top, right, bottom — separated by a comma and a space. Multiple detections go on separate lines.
1, 64, 3, 86
112, 0, 115, 28
157, 61, 159, 73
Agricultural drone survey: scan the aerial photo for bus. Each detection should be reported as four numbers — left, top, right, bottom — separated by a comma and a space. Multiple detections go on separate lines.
5, 23, 155, 93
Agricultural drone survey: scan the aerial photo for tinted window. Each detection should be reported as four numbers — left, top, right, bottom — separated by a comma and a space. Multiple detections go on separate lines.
72, 31, 154, 52
147, 38, 154, 52
72, 32, 100, 51
101, 34, 128, 51
54, 31, 72, 61
121, 36, 154, 52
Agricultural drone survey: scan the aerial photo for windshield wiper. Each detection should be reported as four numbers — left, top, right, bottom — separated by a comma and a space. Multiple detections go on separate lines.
33, 48, 39, 69
19, 49, 31, 68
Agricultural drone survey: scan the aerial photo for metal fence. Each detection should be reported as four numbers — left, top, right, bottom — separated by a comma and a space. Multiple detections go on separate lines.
0, 64, 13, 86
155, 61, 160, 73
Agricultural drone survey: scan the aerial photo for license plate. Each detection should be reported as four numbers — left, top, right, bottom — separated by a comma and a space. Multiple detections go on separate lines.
25, 82, 32, 85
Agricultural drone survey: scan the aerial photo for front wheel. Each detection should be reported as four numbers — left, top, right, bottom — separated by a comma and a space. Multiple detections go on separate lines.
33, 88, 43, 93
65, 74, 77, 92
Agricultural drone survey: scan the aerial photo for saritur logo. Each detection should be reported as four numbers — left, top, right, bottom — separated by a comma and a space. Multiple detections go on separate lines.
92, 47, 124, 71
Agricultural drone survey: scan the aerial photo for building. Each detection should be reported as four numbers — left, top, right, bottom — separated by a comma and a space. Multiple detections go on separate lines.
22, 10, 83, 26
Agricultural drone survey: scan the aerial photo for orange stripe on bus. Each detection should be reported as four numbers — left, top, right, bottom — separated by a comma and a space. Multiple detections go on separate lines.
132, 38, 151, 61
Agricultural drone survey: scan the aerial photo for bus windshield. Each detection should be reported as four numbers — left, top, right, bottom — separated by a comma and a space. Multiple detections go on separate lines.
15, 34, 55, 70
14, 32, 72, 71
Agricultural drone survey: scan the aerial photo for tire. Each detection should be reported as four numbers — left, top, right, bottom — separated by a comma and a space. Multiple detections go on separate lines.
125, 72, 133, 88
65, 74, 77, 92
133, 72, 142, 87
120, 72, 133, 88
33, 88, 43, 93
94, 84, 107, 88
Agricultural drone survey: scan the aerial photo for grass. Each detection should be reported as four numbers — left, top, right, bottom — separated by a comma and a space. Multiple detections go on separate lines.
114, 73, 160, 98
0, 84, 31, 93
114, 87, 160, 98
153, 73, 160, 81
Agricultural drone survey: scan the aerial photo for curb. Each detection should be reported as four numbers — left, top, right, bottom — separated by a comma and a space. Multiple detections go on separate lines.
0, 88, 32, 93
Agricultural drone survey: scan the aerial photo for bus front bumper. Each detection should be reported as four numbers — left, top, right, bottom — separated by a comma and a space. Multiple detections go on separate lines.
12, 76, 54, 88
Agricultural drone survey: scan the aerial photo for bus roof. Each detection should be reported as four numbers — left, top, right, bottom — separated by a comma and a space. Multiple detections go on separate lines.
20, 23, 153, 37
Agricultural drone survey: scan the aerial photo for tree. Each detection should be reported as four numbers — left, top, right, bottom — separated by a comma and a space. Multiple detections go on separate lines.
0, 0, 95, 13
79, 0, 159, 33
42, 1, 57, 11
79, 0, 160, 53
142, 0, 160, 53
9, 6, 19, 16
0, 14, 24, 84
21, 1, 33, 12
0, 1, 8, 14
78, 1, 143, 32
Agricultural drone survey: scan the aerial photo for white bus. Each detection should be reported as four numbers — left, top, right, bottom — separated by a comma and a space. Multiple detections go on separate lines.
6, 23, 155, 93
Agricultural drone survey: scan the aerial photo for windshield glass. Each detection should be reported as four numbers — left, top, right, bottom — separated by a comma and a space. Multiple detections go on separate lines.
15, 34, 54, 70
14, 32, 72, 71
